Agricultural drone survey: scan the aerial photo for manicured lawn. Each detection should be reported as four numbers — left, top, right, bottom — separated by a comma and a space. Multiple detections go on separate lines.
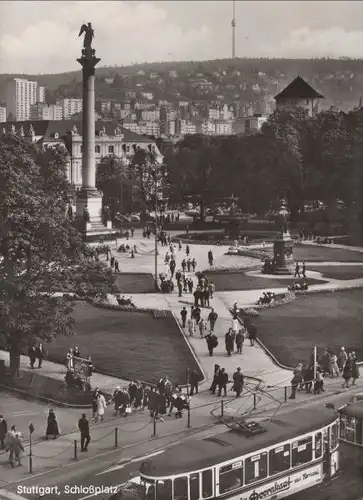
46, 302, 200, 385
307, 265, 363, 280
114, 273, 155, 293
204, 272, 326, 291
247, 289, 363, 367
238, 244, 363, 263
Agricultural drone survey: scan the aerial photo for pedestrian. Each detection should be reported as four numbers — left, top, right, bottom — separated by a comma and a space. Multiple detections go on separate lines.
225, 329, 234, 357
338, 346, 348, 372
302, 261, 306, 278
294, 262, 300, 278
217, 368, 228, 397
169, 260, 176, 278
351, 352, 360, 385
209, 364, 220, 394
314, 367, 324, 394
208, 308, 218, 332
114, 260, 119, 272
187, 318, 196, 337
66, 348, 74, 371
178, 280, 183, 297
248, 323, 258, 347
131, 226, 135, 237
189, 369, 200, 396
232, 367, 244, 397
125, 230, 129, 240
28, 345, 37, 369
178, 240, 182, 251
45, 409, 60, 440
186, 244, 190, 257
112, 387, 123, 416
205, 332, 218, 356
191, 258, 197, 272
78, 413, 91, 452
187, 258, 192, 272
180, 307, 187, 328
194, 306, 201, 324
181, 259, 187, 272
289, 371, 301, 400
9, 433, 24, 468
329, 353, 339, 377
302, 364, 314, 393
198, 318, 207, 338
235, 329, 245, 354
208, 249, 214, 266
110, 256, 115, 268
164, 252, 170, 264
204, 287, 210, 308
91, 388, 100, 421
208, 281, 215, 299
0, 416, 7, 450
36, 343, 46, 368
342, 354, 353, 388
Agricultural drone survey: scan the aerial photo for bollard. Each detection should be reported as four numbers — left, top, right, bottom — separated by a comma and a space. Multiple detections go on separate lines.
74, 440, 77, 461
152, 418, 157, 437
221, 399, 224, 417
115, 427, 118, 448
253, 393, 257, 410
187, 406, 191, 428
284, 386, 288, 403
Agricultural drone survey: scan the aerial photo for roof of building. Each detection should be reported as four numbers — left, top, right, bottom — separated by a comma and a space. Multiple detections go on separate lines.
340, 400, 363, 420
1, 120, 152, 143
140, 406, 337, 477
275, 76, 324, 100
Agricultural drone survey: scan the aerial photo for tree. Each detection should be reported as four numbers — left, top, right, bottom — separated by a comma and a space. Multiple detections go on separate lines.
165, 135, 221, 221
0, 135, 114, 376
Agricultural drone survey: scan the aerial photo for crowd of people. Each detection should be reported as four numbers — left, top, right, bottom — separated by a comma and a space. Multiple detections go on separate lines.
289, 347, 360, 399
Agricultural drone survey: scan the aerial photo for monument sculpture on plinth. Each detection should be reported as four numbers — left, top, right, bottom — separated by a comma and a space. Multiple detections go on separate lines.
75, 23, 116, 241
273, 200, 294, 274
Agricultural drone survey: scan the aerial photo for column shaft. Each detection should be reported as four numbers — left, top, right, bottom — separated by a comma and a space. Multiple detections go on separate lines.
82, 68, 96, 189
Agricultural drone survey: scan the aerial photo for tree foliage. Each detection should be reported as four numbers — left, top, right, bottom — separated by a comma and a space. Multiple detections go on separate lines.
0, 135, 115, 374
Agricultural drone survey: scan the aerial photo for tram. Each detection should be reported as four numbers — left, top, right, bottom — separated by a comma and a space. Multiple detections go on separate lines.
115, 406, 339, 500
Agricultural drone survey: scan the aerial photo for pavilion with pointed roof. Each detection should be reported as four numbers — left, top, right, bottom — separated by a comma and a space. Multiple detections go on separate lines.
274, 75, 324, 117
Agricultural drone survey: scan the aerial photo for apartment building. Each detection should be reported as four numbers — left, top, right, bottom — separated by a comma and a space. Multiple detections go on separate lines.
123, 120, 160, 137
6, 78, 38, 121
215, 120, 233, 135
30, 103, 63, 121
37, 86, 45, 103
140, 108, 160, 121
58, 98, 83, 119
0, 107, 6, 122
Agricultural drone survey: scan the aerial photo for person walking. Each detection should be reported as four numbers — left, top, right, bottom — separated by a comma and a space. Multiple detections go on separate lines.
0, 416, 7, 450
189, 369, 200, 396
91, 388, 100, 421
248, 323, 258, 347
235, 329, 245, 354
289, 370, 301, 399
209, 365, 220, 394
208, 249, 214, 266
36, 343, 46, 369
339, 346, 348, 372
9, 433, 24, 468
28, 345, 37, 369
217, 368, 228, 397
232, 367, 244, 397
97, 393, 107, 422
191, 258, 197, 272
294, 262, 300, 278
329, 353, 339, 377
225, 329, 234, 357
180, 307, 187, 328
301, 261, 306, 278
78, 413, 91, 452
208, 281, 215, 299
186, 244, 190, 257
205, 332, 218, 356
342, 353, 353, 388
198, 318, 207, 338
351, 352, 360, 385
45, 409, 60, 440
208, 308, 218, 332
187, 317, 196, 337
114, 260, 119, 272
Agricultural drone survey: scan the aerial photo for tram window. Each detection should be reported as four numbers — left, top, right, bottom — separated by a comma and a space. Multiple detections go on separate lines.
174, 477, 188, 500
330, 423, 339, 450
219, 461, 244, 494
340, 416, 356, 443
315, 432, 323, 459
292, 436, 313, 467
202, 470, 213, 498
245, 452, 268, 485
190, 473, 200, 500
156, 479, 172, 500
269, 444, 291, 475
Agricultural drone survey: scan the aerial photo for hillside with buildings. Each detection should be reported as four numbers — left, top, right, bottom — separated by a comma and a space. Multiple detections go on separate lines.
1, 58, 363, 140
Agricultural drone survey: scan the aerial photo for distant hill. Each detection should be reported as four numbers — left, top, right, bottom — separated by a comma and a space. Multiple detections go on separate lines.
1, 57, 363, 110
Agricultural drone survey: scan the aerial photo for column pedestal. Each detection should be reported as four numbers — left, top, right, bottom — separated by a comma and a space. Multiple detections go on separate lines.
273, 232, 295, 275
76, 188, 116, 242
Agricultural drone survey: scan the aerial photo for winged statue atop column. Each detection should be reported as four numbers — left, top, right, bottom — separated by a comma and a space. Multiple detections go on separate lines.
79, 22, 94, 53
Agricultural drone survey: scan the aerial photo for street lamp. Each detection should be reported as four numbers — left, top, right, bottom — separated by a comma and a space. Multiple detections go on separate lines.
152, 153, 163, 292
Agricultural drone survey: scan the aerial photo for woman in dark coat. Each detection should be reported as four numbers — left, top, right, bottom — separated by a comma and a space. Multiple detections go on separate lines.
45, 409, 60, 439
342, 354, 353, 388
351, 352, 360, 385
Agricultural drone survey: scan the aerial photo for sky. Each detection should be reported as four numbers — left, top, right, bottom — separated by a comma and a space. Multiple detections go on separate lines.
1, 1, 363, 74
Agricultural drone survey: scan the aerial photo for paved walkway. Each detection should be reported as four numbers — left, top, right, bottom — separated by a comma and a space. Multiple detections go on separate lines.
1, 229, 363, 484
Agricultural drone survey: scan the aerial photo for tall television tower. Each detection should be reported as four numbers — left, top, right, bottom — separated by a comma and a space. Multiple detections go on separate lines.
231, 0, 236, 58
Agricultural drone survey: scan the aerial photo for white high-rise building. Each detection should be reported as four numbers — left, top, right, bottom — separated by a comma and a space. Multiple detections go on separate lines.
6, 78, 38, 121
58, 98, 83, 119
37, 86, 45, 103
30, 103, 62, 121
0, 107, 6, 122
